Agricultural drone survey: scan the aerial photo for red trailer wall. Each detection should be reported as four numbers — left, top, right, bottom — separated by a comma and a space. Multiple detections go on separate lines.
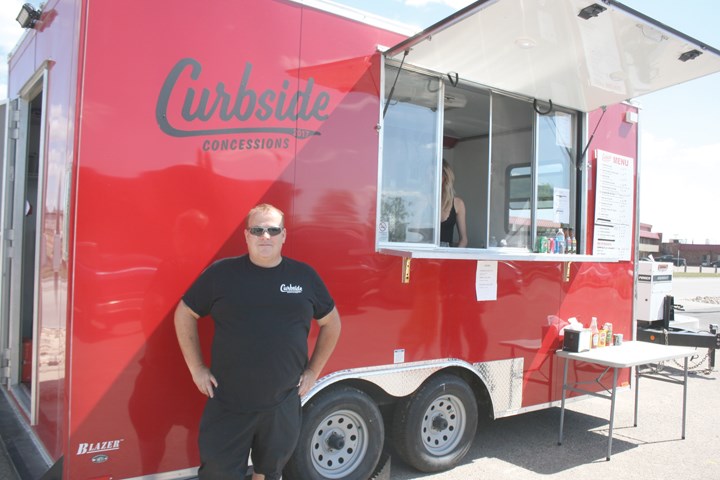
68, 0, 405, 477
9, 0, 640, 477
559, 102, 639, 397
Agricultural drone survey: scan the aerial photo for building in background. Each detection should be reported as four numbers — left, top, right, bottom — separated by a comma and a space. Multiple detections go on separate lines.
639, 223, 662, 258
661, 240, 720, 266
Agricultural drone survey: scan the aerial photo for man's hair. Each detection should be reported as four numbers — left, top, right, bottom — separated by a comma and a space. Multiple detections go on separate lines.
246, 203, 285, 227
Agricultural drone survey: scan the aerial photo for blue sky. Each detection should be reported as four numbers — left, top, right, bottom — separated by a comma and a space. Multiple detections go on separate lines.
1, 0, 719, 243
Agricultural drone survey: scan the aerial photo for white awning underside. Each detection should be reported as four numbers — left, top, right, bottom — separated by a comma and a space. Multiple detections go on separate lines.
385, 0, 720, 112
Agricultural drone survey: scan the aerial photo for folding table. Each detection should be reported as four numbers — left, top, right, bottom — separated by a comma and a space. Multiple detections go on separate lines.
556, 341, 696, 460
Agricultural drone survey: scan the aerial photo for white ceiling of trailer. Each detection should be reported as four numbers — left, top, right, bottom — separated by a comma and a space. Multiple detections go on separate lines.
385, 0, 720, 112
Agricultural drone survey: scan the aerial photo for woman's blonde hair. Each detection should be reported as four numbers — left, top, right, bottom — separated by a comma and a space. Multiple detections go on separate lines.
441, 160, 455, 215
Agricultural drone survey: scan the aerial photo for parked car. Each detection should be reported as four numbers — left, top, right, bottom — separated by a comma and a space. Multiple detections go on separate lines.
655, 254, 687, 266
705, 260, 720, 268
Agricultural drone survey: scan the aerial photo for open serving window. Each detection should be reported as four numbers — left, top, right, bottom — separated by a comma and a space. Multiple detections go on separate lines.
376, 0, 720, 261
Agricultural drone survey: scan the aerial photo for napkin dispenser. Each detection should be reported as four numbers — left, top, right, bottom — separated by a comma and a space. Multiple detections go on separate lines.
563, 328, 591, 352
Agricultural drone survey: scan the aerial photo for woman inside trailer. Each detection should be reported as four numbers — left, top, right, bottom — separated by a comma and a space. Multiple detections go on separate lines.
440, 160, 468, 247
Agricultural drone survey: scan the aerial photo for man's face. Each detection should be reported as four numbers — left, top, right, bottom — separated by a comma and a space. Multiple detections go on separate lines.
245, 209, 286, 264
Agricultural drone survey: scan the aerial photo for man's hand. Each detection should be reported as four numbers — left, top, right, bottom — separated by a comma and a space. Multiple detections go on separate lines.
298, 368, 318, 397
175, 300, 217, 397
190, 364, 218, 398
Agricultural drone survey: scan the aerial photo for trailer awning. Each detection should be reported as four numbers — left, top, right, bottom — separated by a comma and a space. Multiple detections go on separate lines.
384, 0, 720, 112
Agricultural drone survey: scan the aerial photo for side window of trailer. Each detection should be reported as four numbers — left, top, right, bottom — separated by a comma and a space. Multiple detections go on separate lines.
379, 66, 441, 245
379, 63, 579, 254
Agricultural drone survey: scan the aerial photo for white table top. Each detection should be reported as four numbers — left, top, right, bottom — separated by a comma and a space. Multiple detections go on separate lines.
556, 341, 696, 368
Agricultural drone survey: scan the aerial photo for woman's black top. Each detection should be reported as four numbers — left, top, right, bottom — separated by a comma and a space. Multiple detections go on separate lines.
440, 203, 456, 245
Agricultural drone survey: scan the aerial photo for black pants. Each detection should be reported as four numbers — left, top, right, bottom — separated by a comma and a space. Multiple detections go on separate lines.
198, 392, 301, 480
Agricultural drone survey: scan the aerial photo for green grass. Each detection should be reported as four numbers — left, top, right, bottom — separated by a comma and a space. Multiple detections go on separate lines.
673, 272, 720, 278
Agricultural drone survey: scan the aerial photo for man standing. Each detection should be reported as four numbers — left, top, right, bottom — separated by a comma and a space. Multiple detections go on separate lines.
174, 203, 341, 480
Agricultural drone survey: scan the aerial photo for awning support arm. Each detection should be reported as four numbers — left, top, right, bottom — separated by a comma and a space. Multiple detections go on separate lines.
382, 50, 409, 118
577, 105, 607, 170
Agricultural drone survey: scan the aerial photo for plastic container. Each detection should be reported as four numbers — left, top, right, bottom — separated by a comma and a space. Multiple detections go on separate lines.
555, 229, 565, 254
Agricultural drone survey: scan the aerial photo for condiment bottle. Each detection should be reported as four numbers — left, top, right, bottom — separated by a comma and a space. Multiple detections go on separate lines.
604, 322, 613, 346
590, 317, 599, 348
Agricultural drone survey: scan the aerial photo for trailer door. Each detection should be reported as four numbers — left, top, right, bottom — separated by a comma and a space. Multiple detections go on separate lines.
0, 97, 23, 390
0, 99, 9, 385
0, 69, 49, 424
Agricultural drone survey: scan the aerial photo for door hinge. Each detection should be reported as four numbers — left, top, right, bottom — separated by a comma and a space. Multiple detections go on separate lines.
9, 128, 19, 140
1, 350, 10, 383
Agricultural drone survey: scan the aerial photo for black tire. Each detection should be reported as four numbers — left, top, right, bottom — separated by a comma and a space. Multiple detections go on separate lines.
391, 373, 478, 473
284, 386, 384, 480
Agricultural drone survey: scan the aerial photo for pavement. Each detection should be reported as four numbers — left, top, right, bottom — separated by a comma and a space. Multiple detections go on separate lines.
0, 436, 20, 480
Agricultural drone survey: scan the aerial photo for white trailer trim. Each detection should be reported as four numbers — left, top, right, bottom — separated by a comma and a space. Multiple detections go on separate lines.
305, 357, 524, 419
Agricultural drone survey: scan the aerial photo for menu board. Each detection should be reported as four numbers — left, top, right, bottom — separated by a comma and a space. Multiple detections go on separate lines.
592, 149, 634, 260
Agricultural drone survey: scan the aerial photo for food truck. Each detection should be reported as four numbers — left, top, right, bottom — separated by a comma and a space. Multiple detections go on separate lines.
1, 0, 719, 478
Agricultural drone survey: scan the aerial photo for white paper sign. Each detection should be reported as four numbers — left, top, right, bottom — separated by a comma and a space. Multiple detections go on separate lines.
475, 261, 498, 302
592, 149, 634, 260
553, 187, 570, 224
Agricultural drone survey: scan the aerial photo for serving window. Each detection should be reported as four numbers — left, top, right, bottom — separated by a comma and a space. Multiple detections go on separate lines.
378, 62, 580, 256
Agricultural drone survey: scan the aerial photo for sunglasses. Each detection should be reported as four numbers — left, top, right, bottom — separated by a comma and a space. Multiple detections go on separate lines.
247, 226, 284, 237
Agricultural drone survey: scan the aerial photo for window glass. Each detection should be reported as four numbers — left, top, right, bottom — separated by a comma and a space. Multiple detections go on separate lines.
380, 67, 440, 244
444, 84, 490, 248
489, 95, 534, 249
536, 111, 577, 252
379, 64, 580, 255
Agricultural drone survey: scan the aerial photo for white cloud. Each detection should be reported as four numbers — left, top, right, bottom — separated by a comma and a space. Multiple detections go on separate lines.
1, 1, 29, 97
639, 132, 720, 243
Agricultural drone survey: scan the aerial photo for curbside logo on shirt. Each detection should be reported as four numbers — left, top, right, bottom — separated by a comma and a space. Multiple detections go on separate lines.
280, 283, 303, 294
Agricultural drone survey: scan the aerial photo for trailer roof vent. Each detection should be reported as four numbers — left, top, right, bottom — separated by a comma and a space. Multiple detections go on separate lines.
679, 49, 703, 62
16, 3, 41, 29
578, 3, 607, 20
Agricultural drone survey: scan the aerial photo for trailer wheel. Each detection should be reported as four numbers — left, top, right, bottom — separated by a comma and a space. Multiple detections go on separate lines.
284, 386, 384, 480
392, 373, 478, 472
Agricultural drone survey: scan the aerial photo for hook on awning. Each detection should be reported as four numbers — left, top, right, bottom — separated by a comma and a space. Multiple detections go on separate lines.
533, 98, 554, 115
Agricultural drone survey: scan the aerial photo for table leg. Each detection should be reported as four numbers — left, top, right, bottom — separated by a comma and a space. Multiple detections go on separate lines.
606, 367, 618, 461
634, 365, 639, 427
558, 357, 569, 445
682, 356, 688, 439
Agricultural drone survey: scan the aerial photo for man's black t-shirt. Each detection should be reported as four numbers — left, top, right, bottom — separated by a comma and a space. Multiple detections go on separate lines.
183, 255, 335, 412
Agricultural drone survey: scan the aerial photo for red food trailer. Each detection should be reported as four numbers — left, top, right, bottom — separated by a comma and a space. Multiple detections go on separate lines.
1, 0, 719, 479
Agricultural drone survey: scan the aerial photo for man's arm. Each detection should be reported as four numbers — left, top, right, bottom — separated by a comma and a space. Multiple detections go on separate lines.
174, 299, 218, 397
298, 306, 341, 397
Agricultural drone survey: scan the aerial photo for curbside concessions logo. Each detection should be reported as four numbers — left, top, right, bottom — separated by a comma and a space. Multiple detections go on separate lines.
156, 58, 331, 152
280, 283, 303, 294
